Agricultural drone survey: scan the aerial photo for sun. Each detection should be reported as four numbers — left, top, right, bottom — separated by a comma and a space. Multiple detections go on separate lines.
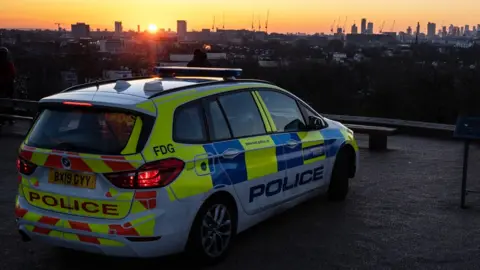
148, 24, 158, 33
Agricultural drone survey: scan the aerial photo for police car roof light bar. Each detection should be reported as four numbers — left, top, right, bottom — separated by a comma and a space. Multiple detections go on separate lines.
153, 66, 242, 80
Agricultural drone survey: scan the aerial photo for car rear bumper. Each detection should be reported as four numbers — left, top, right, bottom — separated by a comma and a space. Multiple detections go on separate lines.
15, 195, 192, 258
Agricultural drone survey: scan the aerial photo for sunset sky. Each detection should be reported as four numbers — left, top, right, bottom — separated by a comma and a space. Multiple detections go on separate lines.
1, 0, 480, 34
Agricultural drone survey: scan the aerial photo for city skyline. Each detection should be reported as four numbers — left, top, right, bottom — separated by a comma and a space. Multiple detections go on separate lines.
1, 0, 480, 34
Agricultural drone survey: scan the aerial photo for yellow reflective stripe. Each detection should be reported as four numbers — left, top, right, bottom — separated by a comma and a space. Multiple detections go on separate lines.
340, 129, 359, 152
124, 154, 144, 168
240, 136, 278, 180
298, 131, 326, 165
48, 230, 63, 238
23, 211, 42, 223
136, 100, 157, 115
89, 223, 110, 234
31, 151, 49, 165
121, 116, 143, 155
130, 214, 155, 236
166, 187, 176, 201
79, 154, 113, 173
130, 201, 147, 214
252, 91, 272, 132
254, 91, 277, 131
98, 238, 124, 246
63, 232, 80, 241
168, 145, 213, 199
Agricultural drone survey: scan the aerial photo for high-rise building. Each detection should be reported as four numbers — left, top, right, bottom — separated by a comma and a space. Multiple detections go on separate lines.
137, 25, 140, 33
367, 22, 374, 34
461, 26, 464, 36
448, 24, 454, 36
465, 25, 470, 35
177, 20, 187, 40
442, 26, 447, 37
71, 23, 90, 38
361, 18, 367, 34
115, 21, 123, 35
407, 26, 412, 36
427, 22, 436, 37
351, 23, 358, 34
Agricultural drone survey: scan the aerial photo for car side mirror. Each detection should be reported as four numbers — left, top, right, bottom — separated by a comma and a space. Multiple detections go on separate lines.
308, 116, 324, 130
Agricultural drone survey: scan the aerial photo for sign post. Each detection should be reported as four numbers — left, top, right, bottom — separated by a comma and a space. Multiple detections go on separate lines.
454, 116, 480, 208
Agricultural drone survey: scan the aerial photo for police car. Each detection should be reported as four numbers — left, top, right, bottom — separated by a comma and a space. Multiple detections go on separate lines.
15, 67, 359, 264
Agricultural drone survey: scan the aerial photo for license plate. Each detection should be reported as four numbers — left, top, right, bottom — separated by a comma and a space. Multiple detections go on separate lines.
48, 170, 96, 189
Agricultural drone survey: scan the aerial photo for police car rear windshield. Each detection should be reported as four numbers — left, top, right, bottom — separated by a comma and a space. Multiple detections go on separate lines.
27, 108, 139, 155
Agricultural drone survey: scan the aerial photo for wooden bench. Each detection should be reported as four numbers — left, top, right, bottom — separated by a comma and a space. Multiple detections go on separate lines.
345, 124, 397, 150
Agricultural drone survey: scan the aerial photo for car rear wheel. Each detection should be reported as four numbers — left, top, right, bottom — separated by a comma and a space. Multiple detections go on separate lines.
186, 198, 236, 265
328, 148, 351, 201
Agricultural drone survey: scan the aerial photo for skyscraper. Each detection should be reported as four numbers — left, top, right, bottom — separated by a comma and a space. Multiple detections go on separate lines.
367, 22, 374, 34
407, 26, 412, 36
115, 21, 123, 35
137, 25, 140, 33
361, 18, 367, 34
351, 23, 358, 34
442, 26, 447, 37
177, 20, 187, 40
465, 25, 470, 34
427, 22, 436, 37
71, 23, 90, 39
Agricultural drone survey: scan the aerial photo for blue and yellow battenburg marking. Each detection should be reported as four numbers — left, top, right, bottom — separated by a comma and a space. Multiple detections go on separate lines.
196, 128, 347, 187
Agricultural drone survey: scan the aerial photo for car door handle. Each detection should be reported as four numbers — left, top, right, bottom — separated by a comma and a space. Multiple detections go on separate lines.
222, 149, 242, 159
286, 139, 300, 149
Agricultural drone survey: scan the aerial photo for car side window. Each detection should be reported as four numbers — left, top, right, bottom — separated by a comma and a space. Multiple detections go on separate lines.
217, 91, 266, 138
173, 102, 207, 143
203, 99, 232, 141
257, 90, 307, 132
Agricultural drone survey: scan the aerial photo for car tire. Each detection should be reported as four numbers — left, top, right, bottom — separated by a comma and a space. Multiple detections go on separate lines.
186, 197, 237, 266
328, 148, 351, 201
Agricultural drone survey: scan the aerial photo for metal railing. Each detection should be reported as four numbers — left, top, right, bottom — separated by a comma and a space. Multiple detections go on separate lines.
0, 99, 457, 138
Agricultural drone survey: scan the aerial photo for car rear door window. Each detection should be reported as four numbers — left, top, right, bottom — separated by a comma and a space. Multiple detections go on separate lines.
257, 90, 307, 132
173, 102, 207, 143
218, 91, 266, 138
27, 108, 139, 154
204, 99, 232, 141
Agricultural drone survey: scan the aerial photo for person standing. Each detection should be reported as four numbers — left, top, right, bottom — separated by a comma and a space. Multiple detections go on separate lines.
0, 47, 16, 125
0, 47, 15, 98
187, 49, 212, 67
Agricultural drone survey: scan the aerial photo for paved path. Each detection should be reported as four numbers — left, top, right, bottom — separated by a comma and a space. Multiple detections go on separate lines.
1, 126, 480, 270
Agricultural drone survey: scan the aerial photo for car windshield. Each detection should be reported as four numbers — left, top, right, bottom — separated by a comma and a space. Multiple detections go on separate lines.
26, 108, 138, 155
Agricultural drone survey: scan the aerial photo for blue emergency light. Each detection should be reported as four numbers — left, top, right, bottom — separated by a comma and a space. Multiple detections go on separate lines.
153, 66, 243, 79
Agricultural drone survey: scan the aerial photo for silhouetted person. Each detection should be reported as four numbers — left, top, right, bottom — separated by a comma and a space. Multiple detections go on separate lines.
0, 47, 16, 125
187, 49, 212, 67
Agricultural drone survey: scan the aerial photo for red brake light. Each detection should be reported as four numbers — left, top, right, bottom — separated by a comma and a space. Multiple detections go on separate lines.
104, 158, 184, 189
16, 157, 37, 175
63, 101, 93, 107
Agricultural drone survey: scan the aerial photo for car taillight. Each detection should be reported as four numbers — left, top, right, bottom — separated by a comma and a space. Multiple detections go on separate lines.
16, 157, 37, 175
104, 158, 184, 189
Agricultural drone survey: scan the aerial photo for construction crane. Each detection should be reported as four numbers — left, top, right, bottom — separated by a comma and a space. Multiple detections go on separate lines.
258, 15, 262, 32
330, 19, 336, 33
251, 13, 255, 31
379, 20, 385, 33
265, 10, 270, 34
212, 16, 216, 31
54, 22, 63, 31
342, 16, 348, 33
390, 20, 396, 32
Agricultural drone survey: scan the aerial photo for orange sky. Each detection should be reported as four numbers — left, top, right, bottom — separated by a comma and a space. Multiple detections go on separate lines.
1, 0, 480, 34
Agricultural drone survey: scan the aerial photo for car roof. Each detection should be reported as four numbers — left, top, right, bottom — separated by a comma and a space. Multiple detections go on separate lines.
39, 76, 276, 107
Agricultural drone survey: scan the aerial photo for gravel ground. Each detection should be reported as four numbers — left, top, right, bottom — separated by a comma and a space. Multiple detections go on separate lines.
1, 127, 480, 270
